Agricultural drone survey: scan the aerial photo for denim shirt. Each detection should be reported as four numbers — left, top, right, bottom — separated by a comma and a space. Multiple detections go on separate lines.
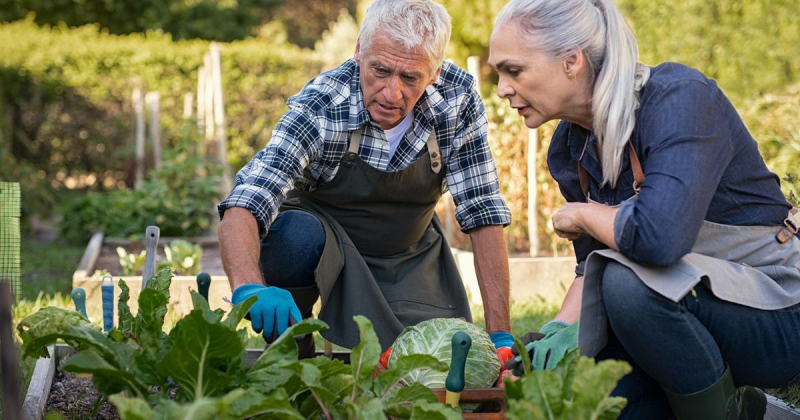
548, 62, 794, 275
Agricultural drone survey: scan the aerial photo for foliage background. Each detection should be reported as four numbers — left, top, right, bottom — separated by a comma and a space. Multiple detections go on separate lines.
0, 0, 798, 254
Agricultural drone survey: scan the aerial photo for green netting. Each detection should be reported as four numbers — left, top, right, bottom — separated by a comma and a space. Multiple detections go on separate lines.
0, 182, 20, 301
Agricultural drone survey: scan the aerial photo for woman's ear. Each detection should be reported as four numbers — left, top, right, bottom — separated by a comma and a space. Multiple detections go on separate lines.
563, 50, 587, 79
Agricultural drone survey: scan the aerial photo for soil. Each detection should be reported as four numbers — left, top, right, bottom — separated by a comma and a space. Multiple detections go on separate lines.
46, 370, 119, 419
94, 242, 225, 276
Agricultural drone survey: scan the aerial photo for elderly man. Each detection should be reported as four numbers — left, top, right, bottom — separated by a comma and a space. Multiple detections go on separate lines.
218, 0, 514, 356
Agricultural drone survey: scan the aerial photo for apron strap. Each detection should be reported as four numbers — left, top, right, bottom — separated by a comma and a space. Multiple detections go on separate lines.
578, 142, 645, 200
347, 126, 441, 174
426, 129, 441, 174
777, 207, 799, 244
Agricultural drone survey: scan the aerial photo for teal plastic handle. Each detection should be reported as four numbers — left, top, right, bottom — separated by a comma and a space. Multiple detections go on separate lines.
196, 272, 211, 301
445, 331, 472, 393
71, 287, 88, 319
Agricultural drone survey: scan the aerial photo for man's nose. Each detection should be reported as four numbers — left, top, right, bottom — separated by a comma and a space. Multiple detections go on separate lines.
382, 75, 402, 103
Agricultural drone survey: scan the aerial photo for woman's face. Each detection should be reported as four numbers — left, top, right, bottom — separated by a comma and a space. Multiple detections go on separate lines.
488, 23, 588, 129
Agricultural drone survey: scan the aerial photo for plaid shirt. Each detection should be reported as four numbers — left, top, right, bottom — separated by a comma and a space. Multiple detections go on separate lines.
219, 59, 511, 237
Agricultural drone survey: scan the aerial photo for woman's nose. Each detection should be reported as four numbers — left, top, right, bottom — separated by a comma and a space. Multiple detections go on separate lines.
497, 77, 514, 99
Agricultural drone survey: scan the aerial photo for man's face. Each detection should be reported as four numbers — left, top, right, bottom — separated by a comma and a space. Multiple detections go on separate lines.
356, 33, 441, 130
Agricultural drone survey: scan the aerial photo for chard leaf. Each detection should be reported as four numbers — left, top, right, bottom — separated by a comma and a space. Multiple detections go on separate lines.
151, 389, 246, 420
228, 388, 304, 419
346, 396, 385, 420
134, 288, 168, 347
384, 383, 438, 418
145, 267, 172, 298
109, 393, 154, 420
222, 295, 257, 330
515, 370, 564, 418
349, 315, 381, 396
158, 310, 243, 401
250, 319, 328, 372
17, 307, 92, 358
190, 290, 223, 323
375, 354, 447, 399
409, 401, 462, 420
61, 349, 147, 397
562, 357, 630, 420
118, 279, 134, 333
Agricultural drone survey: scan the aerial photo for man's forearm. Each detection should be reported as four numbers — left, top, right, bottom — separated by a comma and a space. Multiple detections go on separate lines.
218, 207, 265, 290
469, 224, 511, 333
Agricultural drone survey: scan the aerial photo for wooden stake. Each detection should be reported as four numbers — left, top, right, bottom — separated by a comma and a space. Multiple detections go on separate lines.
133, 87, 145, 189
183, 93, 194, 119
203, 54, 215, 143
210, 43, 232, 194
467, 56, 482, 96
146, 92, 162, 171
197, 65, 206, 138
528, 128, 540, 256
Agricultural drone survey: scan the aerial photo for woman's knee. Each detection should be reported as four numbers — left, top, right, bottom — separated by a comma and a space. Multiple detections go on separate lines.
601, 261, 657, 322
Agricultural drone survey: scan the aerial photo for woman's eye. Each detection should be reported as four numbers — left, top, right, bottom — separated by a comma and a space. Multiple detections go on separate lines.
508, 69, 521, 77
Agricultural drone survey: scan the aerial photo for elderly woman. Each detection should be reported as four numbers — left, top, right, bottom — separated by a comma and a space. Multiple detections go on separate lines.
489, 0, 800, 419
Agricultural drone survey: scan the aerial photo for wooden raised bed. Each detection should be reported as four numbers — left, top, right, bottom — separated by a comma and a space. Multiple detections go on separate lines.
71, 232, 234, 323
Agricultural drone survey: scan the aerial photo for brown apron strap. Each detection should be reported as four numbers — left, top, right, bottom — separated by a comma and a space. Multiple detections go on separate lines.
426, 129, 441, 174
578, 140, 645, 200
348, 126, 441, 173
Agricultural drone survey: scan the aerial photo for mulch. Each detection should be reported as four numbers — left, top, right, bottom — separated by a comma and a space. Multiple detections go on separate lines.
46, 370, 119, 419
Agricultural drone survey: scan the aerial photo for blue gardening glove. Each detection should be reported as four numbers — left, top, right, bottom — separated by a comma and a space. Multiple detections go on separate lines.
232, 284, 302, 342
531, 320, 579, 370
489, 331, 515, 349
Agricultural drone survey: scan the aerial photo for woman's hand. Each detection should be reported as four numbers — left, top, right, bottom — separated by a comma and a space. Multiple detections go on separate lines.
552, 202, 590, 240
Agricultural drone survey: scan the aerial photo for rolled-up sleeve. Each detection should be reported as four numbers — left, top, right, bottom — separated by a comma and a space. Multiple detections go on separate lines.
447, 90, 512, 231
218, 108, 321, 238
613, 80, 733, 267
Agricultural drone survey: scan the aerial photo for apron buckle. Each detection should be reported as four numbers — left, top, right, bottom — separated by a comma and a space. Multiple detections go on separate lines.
776, 208, 799, 244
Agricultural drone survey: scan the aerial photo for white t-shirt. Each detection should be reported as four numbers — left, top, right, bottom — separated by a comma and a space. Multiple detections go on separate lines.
384, 112, 414, 160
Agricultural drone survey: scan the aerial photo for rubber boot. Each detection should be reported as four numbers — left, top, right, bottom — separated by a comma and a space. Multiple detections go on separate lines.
664, 366, 766, 420
286, 285, 320, 359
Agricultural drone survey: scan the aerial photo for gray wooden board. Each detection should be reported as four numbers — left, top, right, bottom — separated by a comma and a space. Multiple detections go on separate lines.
21, 346, 55, 420
767, 394, 800, 420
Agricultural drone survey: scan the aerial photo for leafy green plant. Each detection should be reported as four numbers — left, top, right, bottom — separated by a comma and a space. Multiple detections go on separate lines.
116, 247, 146, 276
503, 345, 631, 420
159, 239, 202, 275
17, 268, 463, 419
783, 173, 799, 208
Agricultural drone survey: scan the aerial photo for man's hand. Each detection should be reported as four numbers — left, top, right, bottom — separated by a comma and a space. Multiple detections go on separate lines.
489, 331, 515, 371
232, 284, 302, 342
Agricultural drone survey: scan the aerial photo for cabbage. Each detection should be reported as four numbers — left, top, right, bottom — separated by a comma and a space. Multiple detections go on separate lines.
388, 318, 500, 389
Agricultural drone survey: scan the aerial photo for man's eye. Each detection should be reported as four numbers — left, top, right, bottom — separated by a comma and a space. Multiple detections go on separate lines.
375, 68, 389, 76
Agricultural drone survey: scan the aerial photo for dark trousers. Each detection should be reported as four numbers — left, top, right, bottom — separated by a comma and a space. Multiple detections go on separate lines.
596, 261, 800, 419
258, 210, 325, 290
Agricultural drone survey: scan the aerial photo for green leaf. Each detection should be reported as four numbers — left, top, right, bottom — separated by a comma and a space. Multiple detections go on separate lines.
345, 396, 386, 420
562, 358, 631, 420
228, 388, 304, 419
117, 279, 134, 333
409, 401, 462, 420
109, 393, 155, 420
61, 349, 147, 397
145, 267, 172, 298
384, 383, 438, 418
17, 306, 91, 358
222, 295, 257, 330
134, 288, 169, 346
349, 315, 381, 395
376, 354, 447, 399
157, 310, 244, 401
191, 290, 223, 323
249, 319, 328, 372
513, 335, 532, 376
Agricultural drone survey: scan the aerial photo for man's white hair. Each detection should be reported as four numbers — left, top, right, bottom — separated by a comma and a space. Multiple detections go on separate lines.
357, 0, 452, 73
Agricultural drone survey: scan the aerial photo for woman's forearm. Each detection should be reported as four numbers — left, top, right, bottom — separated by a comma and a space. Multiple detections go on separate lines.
578, 203, 619, 251
554, 276, 584, 324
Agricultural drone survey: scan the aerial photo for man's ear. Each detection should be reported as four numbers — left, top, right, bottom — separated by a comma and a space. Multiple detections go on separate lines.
429, 65, 443, 85
354, 41, 361, 64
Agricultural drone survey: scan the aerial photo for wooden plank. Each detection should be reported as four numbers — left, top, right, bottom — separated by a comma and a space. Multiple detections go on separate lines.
767, 394, 800, 420
1, 281, 21, 420
21, 346, 56, 420
141, 226, 160, 290
72, 231, 104, 279
133, 87, 145, 189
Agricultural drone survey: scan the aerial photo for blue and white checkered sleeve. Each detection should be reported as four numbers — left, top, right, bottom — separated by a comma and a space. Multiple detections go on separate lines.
446, 90, 512, 232
218, 108, 322, 237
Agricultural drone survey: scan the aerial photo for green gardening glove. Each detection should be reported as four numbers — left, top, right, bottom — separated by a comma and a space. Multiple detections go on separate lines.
531, 320, 579, 370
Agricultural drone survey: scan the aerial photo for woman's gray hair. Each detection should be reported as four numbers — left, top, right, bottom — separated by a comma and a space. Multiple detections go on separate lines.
357, 0, 452, 74
496, 0, 640, 187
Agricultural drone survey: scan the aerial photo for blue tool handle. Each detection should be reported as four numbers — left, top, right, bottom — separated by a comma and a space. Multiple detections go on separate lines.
101, 275, 114, 332
71, 288, 88, 319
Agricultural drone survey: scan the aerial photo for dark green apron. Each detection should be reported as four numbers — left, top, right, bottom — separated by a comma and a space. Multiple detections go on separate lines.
281, 126, 471, 349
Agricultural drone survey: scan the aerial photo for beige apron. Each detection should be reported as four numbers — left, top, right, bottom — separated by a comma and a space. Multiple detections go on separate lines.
576, 136, 800, 358
281, 127, 470, 349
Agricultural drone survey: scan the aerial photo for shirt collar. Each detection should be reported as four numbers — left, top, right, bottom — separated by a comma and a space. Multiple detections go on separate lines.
347, 61, 450, 132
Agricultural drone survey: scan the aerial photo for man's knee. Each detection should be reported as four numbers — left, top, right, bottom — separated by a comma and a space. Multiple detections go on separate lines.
260, 210, 325, 288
